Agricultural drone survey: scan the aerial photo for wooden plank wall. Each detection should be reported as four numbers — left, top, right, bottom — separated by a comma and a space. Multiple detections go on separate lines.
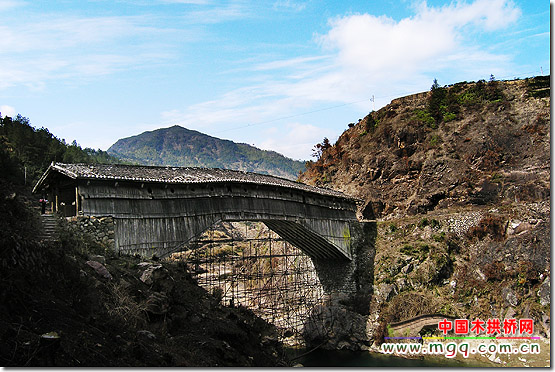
78, 180, 358, 259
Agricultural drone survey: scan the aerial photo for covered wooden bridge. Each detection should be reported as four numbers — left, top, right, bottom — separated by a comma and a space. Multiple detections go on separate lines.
33, 163, 362, 260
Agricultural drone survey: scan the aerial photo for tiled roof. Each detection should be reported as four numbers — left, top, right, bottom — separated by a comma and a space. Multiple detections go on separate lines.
35, 162, 355, 200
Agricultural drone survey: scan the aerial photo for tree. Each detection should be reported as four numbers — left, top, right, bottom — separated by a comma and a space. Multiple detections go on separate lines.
0, 114, 123, 186
428, 78, 447, 126
312, 137, 331, 160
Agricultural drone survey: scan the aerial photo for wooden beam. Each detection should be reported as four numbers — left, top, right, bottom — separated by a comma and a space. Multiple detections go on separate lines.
75, 186, 79, 216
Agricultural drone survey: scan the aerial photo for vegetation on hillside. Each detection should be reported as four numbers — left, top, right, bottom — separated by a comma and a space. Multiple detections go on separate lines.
301, 76, 550, 216
107, 125, 305, 180
0, 114, 122, 186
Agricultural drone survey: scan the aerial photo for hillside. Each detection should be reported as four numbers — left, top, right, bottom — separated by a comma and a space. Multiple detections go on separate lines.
108, 125, 305, 180
300, 76, 551, 366
300, 76, 550, 218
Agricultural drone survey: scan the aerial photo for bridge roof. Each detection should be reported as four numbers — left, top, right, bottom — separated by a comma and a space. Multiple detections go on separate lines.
34, 162, 356, 200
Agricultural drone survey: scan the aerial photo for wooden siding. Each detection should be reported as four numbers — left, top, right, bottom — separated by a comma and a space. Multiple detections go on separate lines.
77, 180, 357, 259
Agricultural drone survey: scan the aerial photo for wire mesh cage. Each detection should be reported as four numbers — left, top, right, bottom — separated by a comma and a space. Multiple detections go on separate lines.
170, 221, 330, 347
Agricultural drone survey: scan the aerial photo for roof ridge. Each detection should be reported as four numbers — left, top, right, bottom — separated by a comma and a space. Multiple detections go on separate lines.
36, 163, 358, 201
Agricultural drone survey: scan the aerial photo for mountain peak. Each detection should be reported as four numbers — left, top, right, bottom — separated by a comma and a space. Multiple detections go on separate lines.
107, 126, 305, 180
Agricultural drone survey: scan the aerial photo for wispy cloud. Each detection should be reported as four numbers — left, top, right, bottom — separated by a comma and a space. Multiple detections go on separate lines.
0, 15, 180, 89
273, 0, 307, 12
159, 0, 210, 4
254, 55, 331, 71
182, 0, 251, 24
0, 0, 24, 11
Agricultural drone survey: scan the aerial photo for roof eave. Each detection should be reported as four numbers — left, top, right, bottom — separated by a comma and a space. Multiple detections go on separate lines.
32, 162, 79, 193
32, 162, 55, 193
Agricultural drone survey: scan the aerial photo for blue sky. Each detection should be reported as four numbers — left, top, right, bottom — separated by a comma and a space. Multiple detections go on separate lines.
0, 0, 550, 160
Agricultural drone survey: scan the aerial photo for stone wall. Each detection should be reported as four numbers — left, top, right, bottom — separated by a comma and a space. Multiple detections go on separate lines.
303, 221, 377, 350
66, 216, 115, 251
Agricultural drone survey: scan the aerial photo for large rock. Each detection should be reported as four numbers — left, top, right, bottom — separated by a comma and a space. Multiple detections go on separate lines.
303, 305, 368, 351
85, 260, 112, 280
139, 263, 164, 285
373, 283, 395, 304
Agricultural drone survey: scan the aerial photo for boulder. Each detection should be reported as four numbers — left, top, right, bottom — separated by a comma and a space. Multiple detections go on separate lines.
303, 305, 368, 350
85, 260, 112, 280
140, 264, 164, 285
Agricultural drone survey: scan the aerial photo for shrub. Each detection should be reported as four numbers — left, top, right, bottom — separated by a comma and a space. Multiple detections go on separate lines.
418, 218, 429, 228
411, 109, 435, 127
106, 282, 148, 328
467, 214, 506, 241
418, 218, 439, 229
429, 135, 440, 147
443, 112, 457, 122
432, 232, 445, 242
483, 262, 507, 281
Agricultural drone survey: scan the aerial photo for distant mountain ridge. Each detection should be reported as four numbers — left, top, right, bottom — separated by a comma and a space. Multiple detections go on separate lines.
107, 125, 305, 180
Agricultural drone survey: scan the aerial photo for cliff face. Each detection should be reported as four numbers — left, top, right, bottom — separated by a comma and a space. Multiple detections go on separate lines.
300, 77, 549, 219
300, 77, 550, 366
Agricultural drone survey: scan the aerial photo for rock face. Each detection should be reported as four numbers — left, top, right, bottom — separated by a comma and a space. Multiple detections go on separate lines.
538, 277, 550, 306
303, 305, 369, 351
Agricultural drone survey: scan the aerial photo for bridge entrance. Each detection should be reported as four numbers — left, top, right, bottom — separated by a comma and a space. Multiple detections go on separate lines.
170, 221, 330, 346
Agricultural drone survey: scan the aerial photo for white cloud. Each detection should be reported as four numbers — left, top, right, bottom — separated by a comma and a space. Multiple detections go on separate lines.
0, 0, 24, 11
0, 105, 16, 118
315, 0, 520, 93
259, 122, 334, 160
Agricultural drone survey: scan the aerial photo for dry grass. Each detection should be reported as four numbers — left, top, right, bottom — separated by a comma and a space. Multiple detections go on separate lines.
382, 292, 443, 323
105, 282, 148, 329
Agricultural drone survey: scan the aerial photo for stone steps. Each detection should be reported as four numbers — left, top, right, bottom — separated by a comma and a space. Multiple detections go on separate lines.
39, 214, 58, 242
